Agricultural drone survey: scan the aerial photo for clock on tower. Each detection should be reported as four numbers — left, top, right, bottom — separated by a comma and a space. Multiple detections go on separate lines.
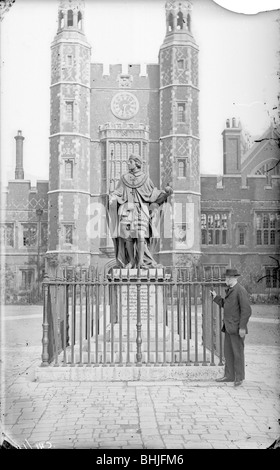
111, 92, 139, 120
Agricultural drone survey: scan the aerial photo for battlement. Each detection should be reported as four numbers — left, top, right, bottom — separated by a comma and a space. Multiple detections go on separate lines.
91, 63, 159, 88
201, 174, 280, 201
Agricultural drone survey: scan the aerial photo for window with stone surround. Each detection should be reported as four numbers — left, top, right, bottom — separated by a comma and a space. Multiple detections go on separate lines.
168, 12, 173, 32
177, 11, 184, 30
78, 11, 82, 30
177, 59, 184, 70
201, 212, 228, 245
65, 159, 74, 179
0, 223, 14, 247
239, 227, 245, 245
237, 224, 247, 246
64, 224, 73, 244
22, 224, 37, 247
20, 269, 34, 290
67, 10, 73, 27
177, 159, 186, 177
65, 101, 74, 122
264, 267, 279, 288
67, 55, 73, 67
177, 103, 186, 123
256, 212, 279, 245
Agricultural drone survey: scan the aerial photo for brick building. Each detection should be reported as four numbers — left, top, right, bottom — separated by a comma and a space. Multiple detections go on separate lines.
201, 120, 280, 298
1, 131, 49, 303
1, 0, 279, 302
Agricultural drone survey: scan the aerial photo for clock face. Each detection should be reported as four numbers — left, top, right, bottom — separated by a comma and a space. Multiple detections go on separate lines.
111, 92, 139, 120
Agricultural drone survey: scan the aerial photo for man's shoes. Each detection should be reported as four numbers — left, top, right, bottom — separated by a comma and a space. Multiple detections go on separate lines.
215, 376, 234, 383
234, 380, 243, 387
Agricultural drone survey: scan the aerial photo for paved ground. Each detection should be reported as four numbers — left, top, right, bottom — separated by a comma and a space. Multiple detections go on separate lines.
1, 304, 280, 450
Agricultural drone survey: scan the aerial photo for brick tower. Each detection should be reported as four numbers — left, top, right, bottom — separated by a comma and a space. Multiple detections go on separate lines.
48, 0, 91, 269
158, 0, 201, 268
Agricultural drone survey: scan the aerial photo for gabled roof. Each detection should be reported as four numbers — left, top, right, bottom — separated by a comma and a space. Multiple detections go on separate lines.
241, 124, 280, 177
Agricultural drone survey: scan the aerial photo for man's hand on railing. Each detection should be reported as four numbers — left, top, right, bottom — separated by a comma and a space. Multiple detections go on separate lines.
210, 289, 217, 299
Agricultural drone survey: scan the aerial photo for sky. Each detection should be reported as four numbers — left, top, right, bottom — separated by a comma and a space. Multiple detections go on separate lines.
1, 0, 279, 185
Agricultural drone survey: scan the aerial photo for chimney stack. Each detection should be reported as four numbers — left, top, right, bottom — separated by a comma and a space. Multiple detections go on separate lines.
221, 118, 242, 175
14, 130, 24, 179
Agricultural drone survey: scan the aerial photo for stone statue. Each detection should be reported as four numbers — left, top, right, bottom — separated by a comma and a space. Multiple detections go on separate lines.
108, 154, 173, 269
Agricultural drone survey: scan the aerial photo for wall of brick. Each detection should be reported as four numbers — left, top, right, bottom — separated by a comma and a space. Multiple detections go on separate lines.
200, 174, 280, 295
1, 180, 48, 302
201, 175, 279, 201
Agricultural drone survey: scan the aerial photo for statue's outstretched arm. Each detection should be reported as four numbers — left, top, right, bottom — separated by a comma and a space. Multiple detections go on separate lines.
154, 185, 173, 205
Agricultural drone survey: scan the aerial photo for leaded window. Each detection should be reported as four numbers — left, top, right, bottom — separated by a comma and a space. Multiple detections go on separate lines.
256, 212, 279, 245
64, 224, 73, 244
65, 159, 73, 179
265, 267, 280, 288
108, 141, 142, 189
177, 103, 186, 123
239, 227, 245, 246
201, 212, 228, 245
0, 223, 14, 247
65, 101, 74, 122
21, 269, 33, 290
23, 224, 37, 247
178, 159, 186, 177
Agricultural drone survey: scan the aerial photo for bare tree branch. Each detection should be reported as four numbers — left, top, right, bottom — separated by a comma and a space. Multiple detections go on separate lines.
0, 0, 16, 21
254, 137, 280, 149
257, 256, 280, 283
269, 256, 280, 267
266, 160, 280, 173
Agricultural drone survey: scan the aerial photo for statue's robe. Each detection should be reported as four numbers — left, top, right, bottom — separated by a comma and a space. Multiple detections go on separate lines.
108, 170, 169, 268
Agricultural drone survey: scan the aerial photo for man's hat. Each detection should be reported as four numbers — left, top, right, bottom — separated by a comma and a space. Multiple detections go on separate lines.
225, 268, 240, 277
129, 154, 143, 166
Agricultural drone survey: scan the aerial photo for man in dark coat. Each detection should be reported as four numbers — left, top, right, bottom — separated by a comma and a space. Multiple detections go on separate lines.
210, 268, 252, 386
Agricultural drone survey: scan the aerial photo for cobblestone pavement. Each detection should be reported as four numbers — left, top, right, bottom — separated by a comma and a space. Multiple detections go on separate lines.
2, 379, 279, 450
1, 307, 280, 450
2, 355, 279, 449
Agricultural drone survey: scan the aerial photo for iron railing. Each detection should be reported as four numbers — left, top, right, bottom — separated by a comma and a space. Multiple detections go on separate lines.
41, 266, 225, 367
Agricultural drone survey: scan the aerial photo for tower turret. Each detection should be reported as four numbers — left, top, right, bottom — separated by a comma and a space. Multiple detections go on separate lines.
164, 0, 194, 43
48, 0, 91, 269
57, 0, 85, 33
159, 0, 201, 268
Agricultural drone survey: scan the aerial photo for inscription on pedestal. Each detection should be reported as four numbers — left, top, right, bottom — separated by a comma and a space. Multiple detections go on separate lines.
110, 269, 164, 323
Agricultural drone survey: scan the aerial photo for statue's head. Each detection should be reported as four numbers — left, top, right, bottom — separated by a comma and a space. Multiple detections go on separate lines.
129, 154, 143, 169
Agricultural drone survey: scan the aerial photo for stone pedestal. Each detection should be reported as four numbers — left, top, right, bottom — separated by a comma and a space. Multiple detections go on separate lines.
105, 268, 179, 359
107, 268, 165, 333
83, 268, 189, 363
